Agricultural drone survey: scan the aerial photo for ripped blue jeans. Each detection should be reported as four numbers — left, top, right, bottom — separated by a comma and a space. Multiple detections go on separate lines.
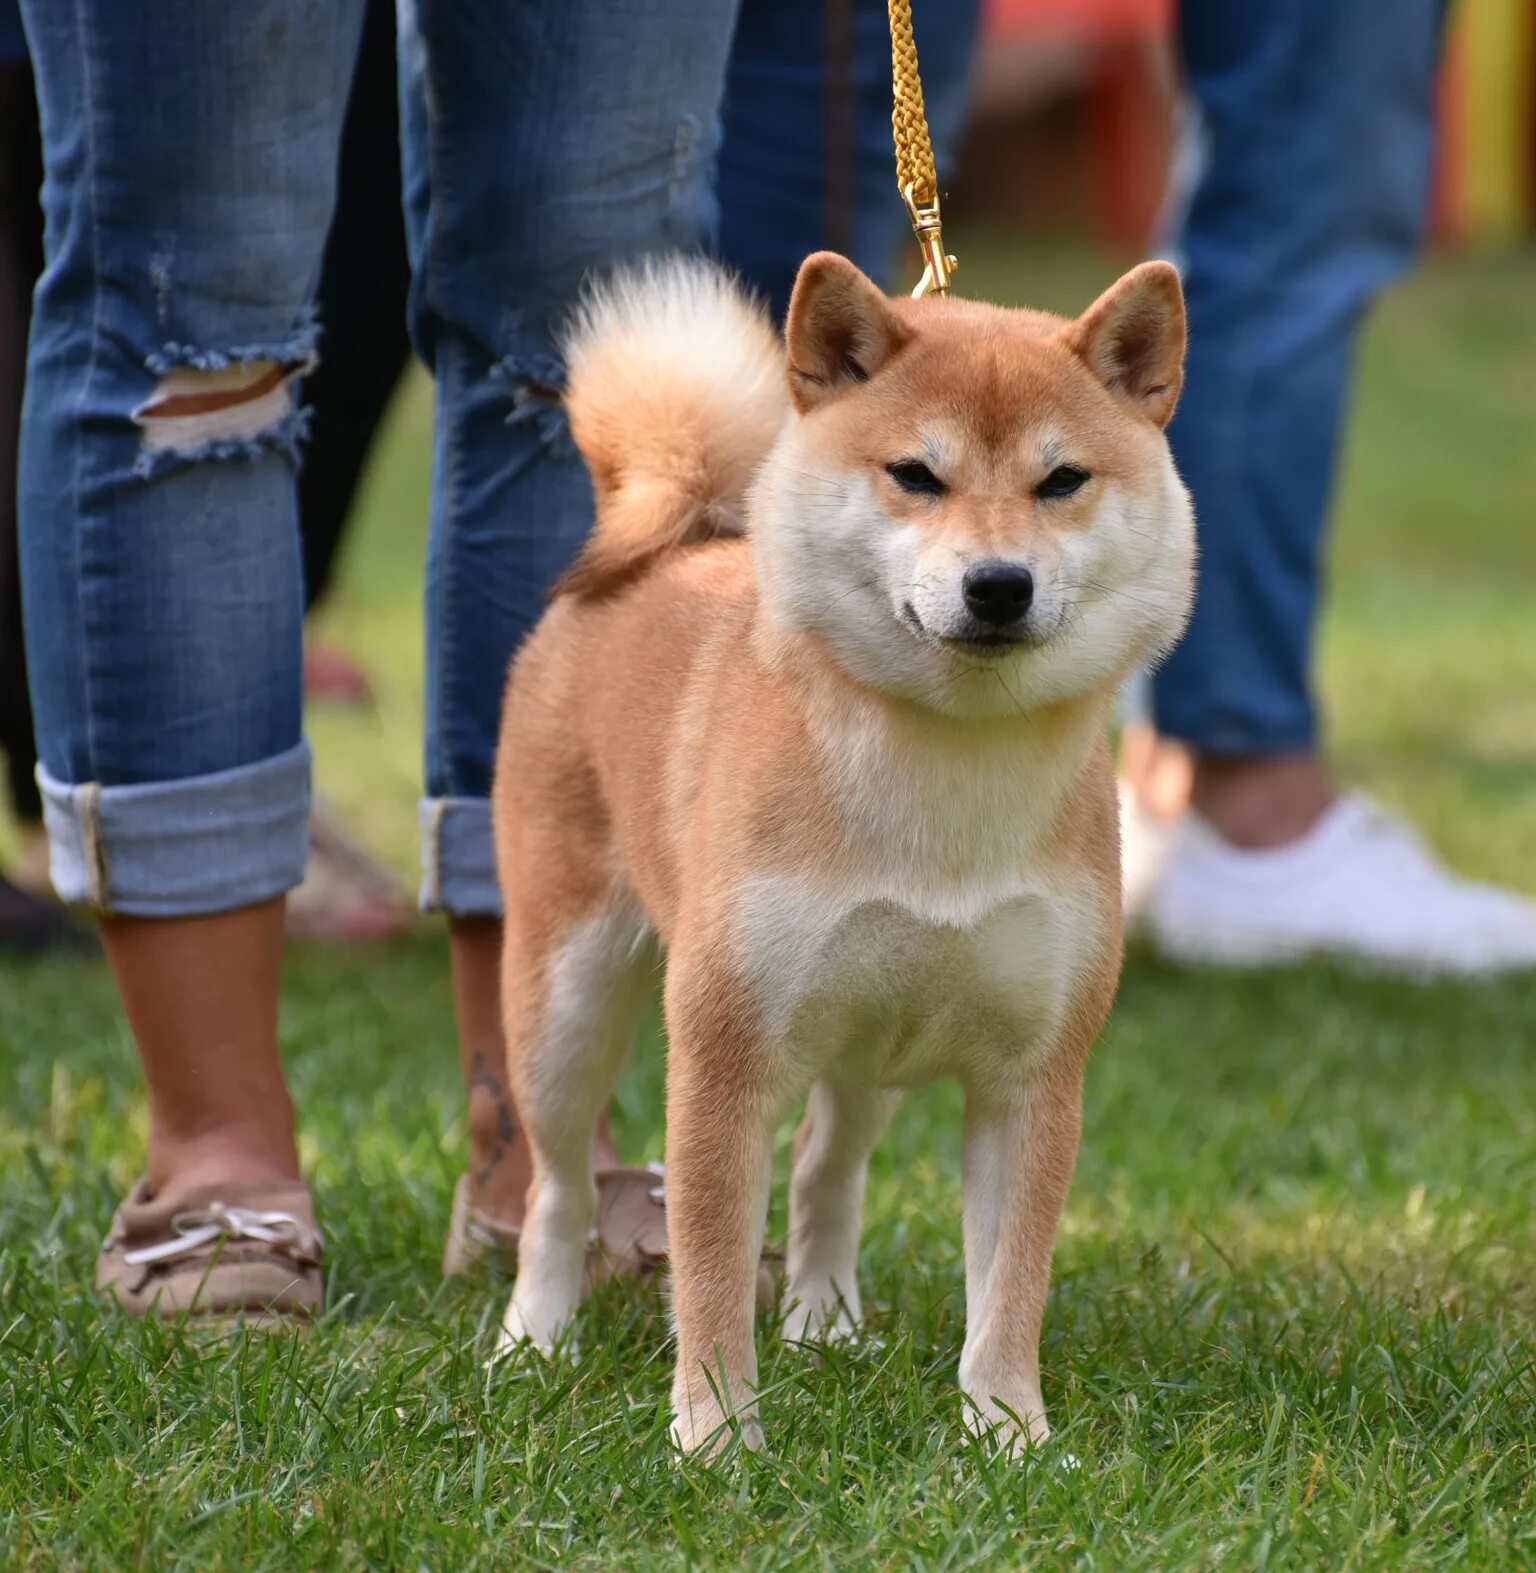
19, 0, 738, 917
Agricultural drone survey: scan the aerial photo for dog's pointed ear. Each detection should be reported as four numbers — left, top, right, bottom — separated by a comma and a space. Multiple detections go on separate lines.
785, 252, 910, 413
1067, 261, 1186, 429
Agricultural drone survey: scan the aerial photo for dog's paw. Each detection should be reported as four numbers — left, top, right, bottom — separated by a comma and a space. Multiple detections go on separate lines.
962, 1390, 1050, 1458
485, 1329, 545, 1378
670, 1408, 765, 1460
781, 1281, 860, 1345
670, 1370, 764, 1461
496, 1294, 572, 1359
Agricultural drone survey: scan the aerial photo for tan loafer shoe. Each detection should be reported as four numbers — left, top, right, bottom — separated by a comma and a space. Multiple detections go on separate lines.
443, 1167, 779, 1308
441, 1172, 522, 1278
96, 1178, 324, 1322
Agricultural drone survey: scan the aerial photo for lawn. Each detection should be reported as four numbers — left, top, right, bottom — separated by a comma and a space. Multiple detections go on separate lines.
3, 236, 1534, 1569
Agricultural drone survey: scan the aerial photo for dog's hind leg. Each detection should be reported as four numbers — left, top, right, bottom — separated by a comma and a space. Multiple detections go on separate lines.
783, 1080, 901, 1342
499, 894, 655, 1354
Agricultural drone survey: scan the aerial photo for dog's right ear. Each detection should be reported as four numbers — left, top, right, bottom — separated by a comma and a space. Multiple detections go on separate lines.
785, 252, 909, 413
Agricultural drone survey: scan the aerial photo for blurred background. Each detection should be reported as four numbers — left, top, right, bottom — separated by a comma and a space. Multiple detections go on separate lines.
959, 0, 1536, 253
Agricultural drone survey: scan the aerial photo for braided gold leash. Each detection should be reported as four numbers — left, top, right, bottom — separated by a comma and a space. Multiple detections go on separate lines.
888, 0, 957, 296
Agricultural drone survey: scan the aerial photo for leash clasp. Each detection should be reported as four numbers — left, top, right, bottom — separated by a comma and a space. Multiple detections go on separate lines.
902, 182, 958, 298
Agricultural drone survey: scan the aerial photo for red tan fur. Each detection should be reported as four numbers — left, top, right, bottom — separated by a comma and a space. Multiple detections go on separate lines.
492, 252, 1196, 1455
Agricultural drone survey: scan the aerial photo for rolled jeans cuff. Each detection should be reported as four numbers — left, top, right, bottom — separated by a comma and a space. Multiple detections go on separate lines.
419, 796, 501, 917
38, 740, 311, 917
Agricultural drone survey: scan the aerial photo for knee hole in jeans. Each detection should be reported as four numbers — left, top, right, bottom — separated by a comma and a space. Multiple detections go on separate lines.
133, 357, 313, 460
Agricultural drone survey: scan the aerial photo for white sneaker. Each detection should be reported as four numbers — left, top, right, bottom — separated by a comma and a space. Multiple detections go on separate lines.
1141, 792, 1536, 978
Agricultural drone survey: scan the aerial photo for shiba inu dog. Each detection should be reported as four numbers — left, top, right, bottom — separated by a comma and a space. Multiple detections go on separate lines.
492, 251, 1195, 1454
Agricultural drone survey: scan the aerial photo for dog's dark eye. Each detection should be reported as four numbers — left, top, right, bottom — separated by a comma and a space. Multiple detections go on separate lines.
1037, 464, 1089, 499
887, 460, 946, 496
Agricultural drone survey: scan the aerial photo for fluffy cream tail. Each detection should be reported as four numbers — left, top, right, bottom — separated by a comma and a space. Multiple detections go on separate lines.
555, 258, 787, 598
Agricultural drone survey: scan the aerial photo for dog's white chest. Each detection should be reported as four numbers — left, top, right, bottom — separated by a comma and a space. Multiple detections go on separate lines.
732, 872, 1101, 1089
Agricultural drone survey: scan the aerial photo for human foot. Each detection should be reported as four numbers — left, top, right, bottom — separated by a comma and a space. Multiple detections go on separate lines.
1143, 792, 1536, 976
97, 1177, 324, 1321
443, 1165, 668, 1281
447, 1166, 780, 1311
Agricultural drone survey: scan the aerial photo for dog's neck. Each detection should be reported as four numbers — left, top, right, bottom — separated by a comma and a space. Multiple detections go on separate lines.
754, 615, 1112, 891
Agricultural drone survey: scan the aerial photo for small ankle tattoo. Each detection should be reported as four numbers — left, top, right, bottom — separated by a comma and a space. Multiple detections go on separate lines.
469, 1048, 518, 1187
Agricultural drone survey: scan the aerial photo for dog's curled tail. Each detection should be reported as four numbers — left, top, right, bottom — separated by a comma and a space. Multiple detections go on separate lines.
555, 258, 787, 598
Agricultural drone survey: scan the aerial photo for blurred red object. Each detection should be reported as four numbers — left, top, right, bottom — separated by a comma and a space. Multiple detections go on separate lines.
973, 0, 1532, 252
961, 0, 1176, 250
986, 0, 1173, 34
304, 640, 374, 708
1431, 20, 1468, 245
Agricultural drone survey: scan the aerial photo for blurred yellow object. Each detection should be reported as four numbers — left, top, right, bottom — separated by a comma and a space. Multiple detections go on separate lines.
1444, 0, 1534, 245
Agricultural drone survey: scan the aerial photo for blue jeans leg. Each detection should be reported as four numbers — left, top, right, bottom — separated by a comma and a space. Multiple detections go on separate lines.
1151, 0, 1448, 754
398, 0, 741, 916
717, 0, 980, 320
18, 0, 365, 914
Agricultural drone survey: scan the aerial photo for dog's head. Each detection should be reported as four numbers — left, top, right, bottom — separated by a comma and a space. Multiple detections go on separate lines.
752, 253, 1196, 719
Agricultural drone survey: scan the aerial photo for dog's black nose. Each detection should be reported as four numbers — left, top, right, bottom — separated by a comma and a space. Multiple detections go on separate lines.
962, 561, 1034, 627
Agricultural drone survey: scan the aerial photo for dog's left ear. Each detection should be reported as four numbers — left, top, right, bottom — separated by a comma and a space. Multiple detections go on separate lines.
1066, 261, 1186, 429
785, 251, 911, 413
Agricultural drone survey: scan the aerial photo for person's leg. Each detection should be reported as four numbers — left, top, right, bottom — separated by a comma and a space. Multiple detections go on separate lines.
1135, 0, 1535, 974
449, 915, 534, 1223
19, 0, 363, 1213
1151, 0, 1448, 836
716, 0, 980, 320
398, 0, 740, 1230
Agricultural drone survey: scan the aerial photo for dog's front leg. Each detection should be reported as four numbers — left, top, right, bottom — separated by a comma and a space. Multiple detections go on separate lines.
663, 970, 777, 1456
783, 1079, 901, 1341
958, 1064, 1084, 1452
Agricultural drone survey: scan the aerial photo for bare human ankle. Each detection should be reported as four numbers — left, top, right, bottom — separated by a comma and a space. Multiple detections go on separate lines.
452, 915, 532, 1225
146, 1126, 301, 1205
465, 1060, 533, 1225
463, 1069, 625, 1225
1190, 751, 1337, 850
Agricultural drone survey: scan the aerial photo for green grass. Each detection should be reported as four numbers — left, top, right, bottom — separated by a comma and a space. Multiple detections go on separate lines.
4, 237, 1535, 1568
